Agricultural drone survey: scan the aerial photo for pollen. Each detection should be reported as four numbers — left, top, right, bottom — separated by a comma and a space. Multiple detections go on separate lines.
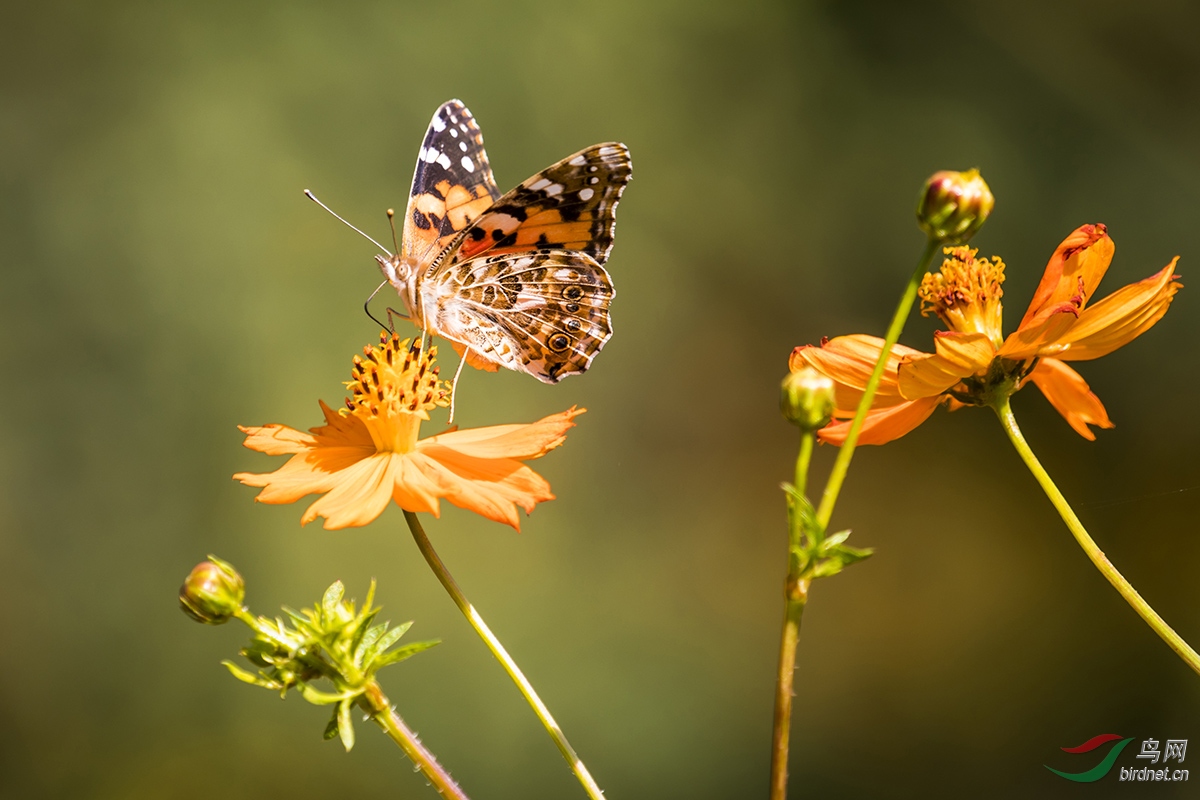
919, 247, 1006, 344
344, 333, 450, 420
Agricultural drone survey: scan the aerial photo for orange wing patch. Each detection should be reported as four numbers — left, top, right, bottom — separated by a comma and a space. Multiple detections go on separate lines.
401, 100, 501, 264
445, 143, 632, 267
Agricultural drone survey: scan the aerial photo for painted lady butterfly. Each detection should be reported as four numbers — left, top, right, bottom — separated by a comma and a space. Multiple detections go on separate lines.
376, 99, 632, 384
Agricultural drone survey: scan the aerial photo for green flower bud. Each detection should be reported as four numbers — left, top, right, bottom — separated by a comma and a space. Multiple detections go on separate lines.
781, 367, 835, 432
916, 169, 994, 243
180, 556, 245, 624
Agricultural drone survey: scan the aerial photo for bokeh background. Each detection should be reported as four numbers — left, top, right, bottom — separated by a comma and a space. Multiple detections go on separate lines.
3, 1, 1200, 797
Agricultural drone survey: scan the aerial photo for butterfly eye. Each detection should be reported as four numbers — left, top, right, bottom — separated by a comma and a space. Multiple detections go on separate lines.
548, 334, 571, 352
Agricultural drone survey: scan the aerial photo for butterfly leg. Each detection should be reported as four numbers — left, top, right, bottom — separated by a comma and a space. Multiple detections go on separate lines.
385, 306, 412, 334
447, 347, 470, 425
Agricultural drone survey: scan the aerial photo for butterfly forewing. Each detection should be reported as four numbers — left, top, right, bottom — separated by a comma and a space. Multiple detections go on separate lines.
402, 100, 501, 263
386, 100, 631, 382
443, 143, 633, 268
426, 251, 615, 384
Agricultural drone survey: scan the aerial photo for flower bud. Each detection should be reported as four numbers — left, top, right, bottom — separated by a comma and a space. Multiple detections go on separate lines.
180, 556, 245, 624
916, 169, 994, 243
781, 367, 835, 432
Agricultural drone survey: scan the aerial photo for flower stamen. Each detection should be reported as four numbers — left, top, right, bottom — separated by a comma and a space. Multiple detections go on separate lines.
342, 334, 450, 453
919, 246, 1006, 345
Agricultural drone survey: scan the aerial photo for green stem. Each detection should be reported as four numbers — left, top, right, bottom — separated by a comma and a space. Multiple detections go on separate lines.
768, 584, 809, 800
768, 430, 815, 800
992, 396, 1200, 675
794, 430, 814, 501
814, 238, 939, 529
403, 511, 605, 800
361, 682, 471, 800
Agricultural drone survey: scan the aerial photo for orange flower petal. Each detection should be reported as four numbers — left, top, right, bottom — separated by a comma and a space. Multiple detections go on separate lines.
1017, 223, 1114, 329
410, 448, 555, 531
390, 455, 444, 518
898, 331, 995, 400
425, 408, 585, 459
1026, 358, 1114, 441
817, 396, 941, 446
997, 299, 1081, 361
233, 442, 376, 502
1057, 259, 1182, 361
299, 453, 400, 530
790, 334, 927, 413
237, 423, 317, 456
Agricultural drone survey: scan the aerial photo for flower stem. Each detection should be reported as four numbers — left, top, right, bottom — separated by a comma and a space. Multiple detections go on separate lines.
403, 511, 605, 800
769, 583, 810, 799
814, 238, 939, 529
794, 429, 814, 501
992, 396, 1200, 675
768, 431, 815, 800
360, 681, 471, 800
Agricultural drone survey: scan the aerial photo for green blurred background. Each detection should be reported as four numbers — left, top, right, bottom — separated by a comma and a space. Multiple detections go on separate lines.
3, 1, 1199, 797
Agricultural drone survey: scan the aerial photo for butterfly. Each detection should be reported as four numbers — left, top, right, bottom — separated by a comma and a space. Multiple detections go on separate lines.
375, 99, 632, 384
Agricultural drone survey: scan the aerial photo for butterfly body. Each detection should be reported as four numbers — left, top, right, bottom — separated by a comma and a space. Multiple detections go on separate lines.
375, 100, 631, 384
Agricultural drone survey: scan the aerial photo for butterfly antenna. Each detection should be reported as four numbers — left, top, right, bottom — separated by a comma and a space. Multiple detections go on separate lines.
304, 189, 393, 256
448, 348, 469, 425
387, 208, 401, 254
362, 279, 391, 331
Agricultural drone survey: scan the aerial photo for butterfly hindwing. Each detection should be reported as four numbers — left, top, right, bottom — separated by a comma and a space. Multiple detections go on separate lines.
402, 100, 501, 263
443, 143, 632, 269
425, 250, 615, 384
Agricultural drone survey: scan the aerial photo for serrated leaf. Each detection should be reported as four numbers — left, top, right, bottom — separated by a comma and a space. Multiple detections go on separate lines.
322, 581, 345, 617
337, 698, 355, 752
221, 660, 280, 690
373, 639, 440, 669
297, 683, 359, 706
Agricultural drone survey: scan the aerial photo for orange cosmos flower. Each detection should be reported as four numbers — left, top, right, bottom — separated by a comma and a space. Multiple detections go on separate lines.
235, 333, 583, 531
791, 224, 1181, 445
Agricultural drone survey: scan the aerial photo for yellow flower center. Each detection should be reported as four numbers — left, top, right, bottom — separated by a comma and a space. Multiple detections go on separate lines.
918, 246, 1006, 346
343, 333, 450, 453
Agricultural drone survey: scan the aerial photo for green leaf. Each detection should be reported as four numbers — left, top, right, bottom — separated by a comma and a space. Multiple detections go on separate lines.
375, 621, 413, 654
297, 683, 359, 706
322, 582, 345, 617
783, 483, 823, 539
823, 529, 852, 548
221, 661, 281, 690
832, 543, 874, 565
337, 698, 355, 752
373, 639, 440, 669
809, 559, 845, 579
205, 554, 239, 576
363, 580, 377, 617
354, 623, 386, 661
282, 606, 306, 625
323, 709, 340, 741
